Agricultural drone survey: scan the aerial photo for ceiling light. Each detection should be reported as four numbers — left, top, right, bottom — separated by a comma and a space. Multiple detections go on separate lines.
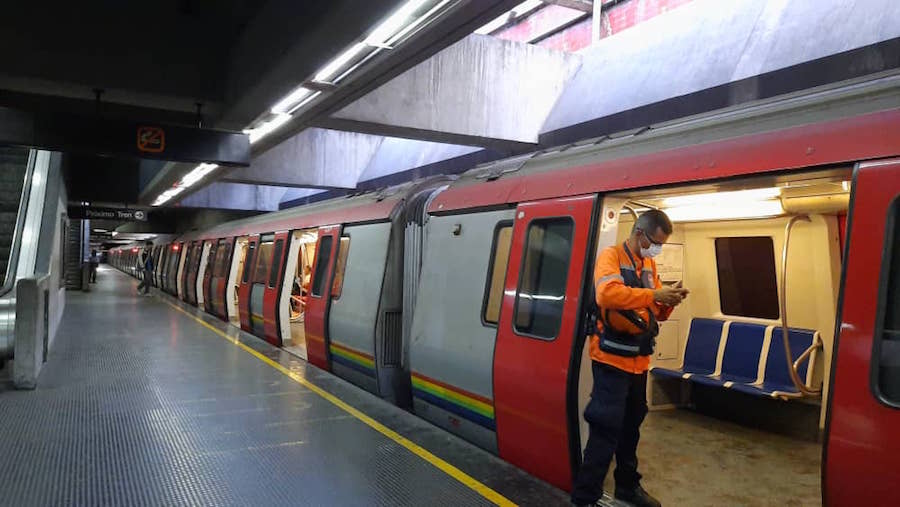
286, 91, 322, 115
314, 42, 367, 83
179, 163, 219, 188
664, 200, 785, 222
660, 188, 782, 208
366, 0, 429, 46
841, 180, 850, 192
247, 114, 293, 144
383, 0, 455, 46
271, 86, 313, 115
152, 186, 186, 207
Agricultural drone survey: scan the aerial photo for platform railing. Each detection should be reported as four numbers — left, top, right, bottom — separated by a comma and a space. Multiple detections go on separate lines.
13, 274, 50, 389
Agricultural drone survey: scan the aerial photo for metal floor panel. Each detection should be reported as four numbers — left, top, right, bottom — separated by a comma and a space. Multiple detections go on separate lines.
0, 267, 569, 506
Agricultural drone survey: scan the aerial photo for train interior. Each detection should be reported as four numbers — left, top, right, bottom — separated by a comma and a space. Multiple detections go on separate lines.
576, 167, 850, 498
279, 229, 318, 359
227, 236, 249, 325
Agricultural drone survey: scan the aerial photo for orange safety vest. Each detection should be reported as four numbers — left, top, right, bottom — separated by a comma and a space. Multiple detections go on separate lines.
589, 243, 673, 374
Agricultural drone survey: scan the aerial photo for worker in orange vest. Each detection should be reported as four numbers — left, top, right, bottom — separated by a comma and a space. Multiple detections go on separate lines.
571, 209, 688, 507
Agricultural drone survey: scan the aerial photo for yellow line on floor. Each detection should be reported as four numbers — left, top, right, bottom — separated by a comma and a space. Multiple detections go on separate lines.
162, 299, 516, 507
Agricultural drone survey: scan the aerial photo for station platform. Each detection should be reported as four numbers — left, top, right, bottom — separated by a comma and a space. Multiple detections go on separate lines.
0, 267, 568, 506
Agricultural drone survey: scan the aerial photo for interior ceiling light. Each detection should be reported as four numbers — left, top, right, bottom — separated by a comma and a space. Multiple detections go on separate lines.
660, 187, 782, 208
663, 200, 785, 223
286, 91, 322, 115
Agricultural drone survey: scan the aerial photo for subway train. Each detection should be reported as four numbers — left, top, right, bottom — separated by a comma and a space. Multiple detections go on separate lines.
110, 74, 900, 504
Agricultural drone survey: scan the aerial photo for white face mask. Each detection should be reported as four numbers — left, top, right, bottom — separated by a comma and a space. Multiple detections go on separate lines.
641, 242, 663, 258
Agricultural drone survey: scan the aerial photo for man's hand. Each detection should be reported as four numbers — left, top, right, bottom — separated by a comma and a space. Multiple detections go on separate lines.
654, 281, 689, 306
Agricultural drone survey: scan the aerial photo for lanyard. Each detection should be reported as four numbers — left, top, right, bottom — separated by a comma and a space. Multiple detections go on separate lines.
622, 241, 642, 278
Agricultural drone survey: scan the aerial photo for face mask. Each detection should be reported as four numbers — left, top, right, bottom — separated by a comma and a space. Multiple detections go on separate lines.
641, 242, 663, 258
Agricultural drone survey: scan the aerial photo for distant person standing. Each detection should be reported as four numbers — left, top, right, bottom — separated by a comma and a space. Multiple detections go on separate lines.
89, 250, 100, 283
136, 242, 154, 296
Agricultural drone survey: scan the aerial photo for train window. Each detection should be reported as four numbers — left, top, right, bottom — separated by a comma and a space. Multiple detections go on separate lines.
267, 239, 284, 288
483, 223, 513, 325
242, 242, 256, 284
254, 240, 274, 284
514, 218, 574, 340
311, 236, 334, 297
331, 236, 351, 299
715, 237, 779, 320
875, 198, 900, 404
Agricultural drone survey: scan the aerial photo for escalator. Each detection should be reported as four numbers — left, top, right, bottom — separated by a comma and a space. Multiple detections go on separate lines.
0, 146, 30, 287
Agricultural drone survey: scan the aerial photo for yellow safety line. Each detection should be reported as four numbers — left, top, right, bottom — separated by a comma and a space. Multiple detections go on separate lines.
162, 299, 516, 507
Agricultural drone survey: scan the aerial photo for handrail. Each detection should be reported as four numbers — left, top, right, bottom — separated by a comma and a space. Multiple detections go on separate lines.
0, 149, 37, 298
780, 215, 822, 396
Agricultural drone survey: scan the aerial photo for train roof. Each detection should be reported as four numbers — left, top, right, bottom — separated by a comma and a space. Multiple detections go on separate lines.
429, 72, 900, 213
176, 177, 450, 242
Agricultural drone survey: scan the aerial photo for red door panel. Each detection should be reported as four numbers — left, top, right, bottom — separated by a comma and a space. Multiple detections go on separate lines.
825, 159, 900, 505
214, 237, 236, 321
306, 225, 341, 371
493, 194, 596, 491
239, 236, 259, 332
263, 232, 290, 346
203, 241, 218, 314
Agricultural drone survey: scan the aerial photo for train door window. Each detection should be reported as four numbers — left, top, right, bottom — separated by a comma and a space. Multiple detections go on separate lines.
218, 241, 233, 278
214, 240, 230, 277
242, 242, 256, 283
311, 236, 334, 297
513, 218, 574, 340
715, 236, 779, 319
875, 198, 900, 403
254, 238, 274, 284
267, 239, 285, 288
483, 222, 513, 325
331, 236, 351, 299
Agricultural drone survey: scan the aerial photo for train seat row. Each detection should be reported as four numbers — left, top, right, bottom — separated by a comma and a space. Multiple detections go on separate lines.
651, 318, 821, 399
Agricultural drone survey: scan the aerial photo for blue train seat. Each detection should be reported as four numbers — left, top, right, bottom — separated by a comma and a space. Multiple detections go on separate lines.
651, 318, 725, 380
691, 322, 768, 388
731, 327, 818, 398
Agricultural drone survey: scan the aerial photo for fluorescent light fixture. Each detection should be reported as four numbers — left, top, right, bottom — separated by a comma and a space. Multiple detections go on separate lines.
271, 86, 313, 114
383, 0, 454, 46
366, 0, 429, 46
841, 180, 850, 192
247, 113, 293, 144
314, 42, 367, 83
286, 91, 322, 114
664, 200, 785, 222
660, 188, 782, 208
179, 163, 219, 188
93, 229, 108, 233
111, 231, 118, 237
152, 186, 186, 207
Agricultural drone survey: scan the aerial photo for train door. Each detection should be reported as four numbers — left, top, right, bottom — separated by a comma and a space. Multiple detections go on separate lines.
261, 232, 288, 345
212, 238, 234, 321
196, 241, 213, 308
238, 235, 259, 332
306, 225, 341, 370
185, 242, 203, 305
152, 246, 163, 287
825, 159, 900, 504
166, 243, 181, 295
248, 234, 275, 341
493, 194, 597, 490
278, 229, 319, 359
176, 242, 188, 299
226, 236, 250, 325
202, 240, 219, 314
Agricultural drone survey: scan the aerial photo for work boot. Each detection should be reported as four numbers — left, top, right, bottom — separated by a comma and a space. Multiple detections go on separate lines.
614, 485, 661, 507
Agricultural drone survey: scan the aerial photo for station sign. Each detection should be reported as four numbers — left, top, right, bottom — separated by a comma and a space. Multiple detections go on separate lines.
68, 206, 148, 222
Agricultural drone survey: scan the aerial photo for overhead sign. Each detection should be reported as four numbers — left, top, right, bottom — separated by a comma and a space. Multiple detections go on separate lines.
0, 107, 250, 167
68, 206, 148, 222
137, 126, 166, 153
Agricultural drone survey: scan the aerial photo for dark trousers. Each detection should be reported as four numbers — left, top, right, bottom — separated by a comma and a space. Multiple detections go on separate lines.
89, 263, 97, 283
571, 361, 649, 505
137, 268, 152, 294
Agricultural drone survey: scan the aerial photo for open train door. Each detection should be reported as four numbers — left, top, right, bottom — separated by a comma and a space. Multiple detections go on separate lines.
262, 232, 289, 346
238, 235, 259, 332
493, 194, 596, 491
825, 159, 900, 505
202, 241, 218, 314
306, 225, 341, 371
